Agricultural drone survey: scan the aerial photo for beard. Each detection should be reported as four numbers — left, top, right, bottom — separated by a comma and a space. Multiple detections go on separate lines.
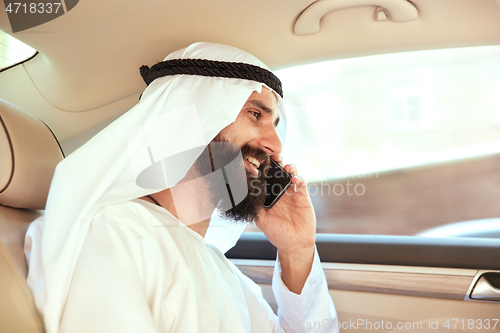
217, 139, 270, 224
191, 134, 270, 224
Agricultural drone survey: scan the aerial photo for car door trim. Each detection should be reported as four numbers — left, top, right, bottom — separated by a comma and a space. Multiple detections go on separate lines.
232, 260, 478, 300
226, 233, 500, 270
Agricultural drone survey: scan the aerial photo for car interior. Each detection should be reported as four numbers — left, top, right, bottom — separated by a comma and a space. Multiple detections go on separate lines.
1, 0, 500, 332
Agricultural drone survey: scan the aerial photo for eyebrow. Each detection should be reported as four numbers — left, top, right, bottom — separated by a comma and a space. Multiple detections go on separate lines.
246, 100, 280, 127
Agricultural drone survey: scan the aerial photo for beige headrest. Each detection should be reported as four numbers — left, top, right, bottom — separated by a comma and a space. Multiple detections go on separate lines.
0, 99, 64, 210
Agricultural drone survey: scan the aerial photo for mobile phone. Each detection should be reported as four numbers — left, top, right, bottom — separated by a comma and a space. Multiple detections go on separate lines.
263, 159, 292, 209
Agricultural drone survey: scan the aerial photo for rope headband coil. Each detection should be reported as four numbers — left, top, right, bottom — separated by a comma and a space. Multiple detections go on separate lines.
140, 58, 283, 98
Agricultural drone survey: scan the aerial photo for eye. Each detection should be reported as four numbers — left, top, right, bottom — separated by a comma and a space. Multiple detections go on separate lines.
249, 111, 260, 120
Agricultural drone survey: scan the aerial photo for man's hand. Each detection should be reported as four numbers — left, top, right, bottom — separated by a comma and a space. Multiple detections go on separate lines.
256, 154, 316, 294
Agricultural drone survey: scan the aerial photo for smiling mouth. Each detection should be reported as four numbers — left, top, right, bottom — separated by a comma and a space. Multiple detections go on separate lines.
245, 157, 262, 177
246, 156, 261, 168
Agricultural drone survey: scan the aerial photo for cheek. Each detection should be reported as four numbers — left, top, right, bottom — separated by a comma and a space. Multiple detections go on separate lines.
220, 123, 250, 142
217, 116, 261, 147
217, 123, 235, 140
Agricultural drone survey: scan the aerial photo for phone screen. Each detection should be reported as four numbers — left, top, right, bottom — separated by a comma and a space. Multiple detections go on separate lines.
263, 159, 292, 209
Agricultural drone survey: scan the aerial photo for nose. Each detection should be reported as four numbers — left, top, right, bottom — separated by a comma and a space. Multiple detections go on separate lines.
259, 125, 282, 155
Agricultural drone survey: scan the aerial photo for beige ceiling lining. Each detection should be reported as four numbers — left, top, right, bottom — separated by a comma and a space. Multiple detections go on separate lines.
21, 54, 143, 113
0, 64, 137, 152
1, 0, 500, 113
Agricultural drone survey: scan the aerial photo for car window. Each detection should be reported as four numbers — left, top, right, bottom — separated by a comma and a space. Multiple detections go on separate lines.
247, 46, 500, 237
0, 30, 36, 71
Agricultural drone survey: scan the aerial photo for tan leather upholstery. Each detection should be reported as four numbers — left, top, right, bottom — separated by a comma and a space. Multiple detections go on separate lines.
0, 209, 44, 333
0, 98, 64, 332
0, 99, 64, 210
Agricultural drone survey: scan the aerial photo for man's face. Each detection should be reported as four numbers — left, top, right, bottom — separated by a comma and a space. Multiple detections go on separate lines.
218, 86, 282, 168
199, 87, 282, 223
217, 87, 282, 222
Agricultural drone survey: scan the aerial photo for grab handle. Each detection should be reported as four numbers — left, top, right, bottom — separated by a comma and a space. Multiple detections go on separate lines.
294, 0, 418, 35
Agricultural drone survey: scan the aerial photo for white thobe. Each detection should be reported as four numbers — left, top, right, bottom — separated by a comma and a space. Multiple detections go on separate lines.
26, 199, 338, 333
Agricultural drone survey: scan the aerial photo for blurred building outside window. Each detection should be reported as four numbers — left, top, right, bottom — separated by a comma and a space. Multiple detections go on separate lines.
244, 46, 500, 237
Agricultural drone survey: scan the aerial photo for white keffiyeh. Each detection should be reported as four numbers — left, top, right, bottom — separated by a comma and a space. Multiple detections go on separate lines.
24, 42, 287, 333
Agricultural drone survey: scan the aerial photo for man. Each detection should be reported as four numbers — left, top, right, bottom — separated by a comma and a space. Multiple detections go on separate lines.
25, 42, 338, 332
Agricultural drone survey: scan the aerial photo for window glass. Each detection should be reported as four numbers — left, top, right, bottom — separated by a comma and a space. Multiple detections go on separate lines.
249, 46, 500, 238
0, 30, 36, 70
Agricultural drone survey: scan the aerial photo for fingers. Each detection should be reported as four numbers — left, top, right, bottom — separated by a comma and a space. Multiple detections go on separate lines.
284, 163, 297, 176
282, 163, 307, 195
270, 156, 307, 194
290, 174, 308, 195
270, 154, 283, 165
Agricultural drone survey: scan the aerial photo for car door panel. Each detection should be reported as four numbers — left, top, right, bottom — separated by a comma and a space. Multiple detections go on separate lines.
228, 233, 500, 332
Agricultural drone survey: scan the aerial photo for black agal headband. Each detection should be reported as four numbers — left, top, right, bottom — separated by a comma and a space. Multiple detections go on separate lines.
140, 58, 283, 98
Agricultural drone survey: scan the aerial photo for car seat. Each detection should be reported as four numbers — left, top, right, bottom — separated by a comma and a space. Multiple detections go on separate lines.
0, 99, 64, 333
